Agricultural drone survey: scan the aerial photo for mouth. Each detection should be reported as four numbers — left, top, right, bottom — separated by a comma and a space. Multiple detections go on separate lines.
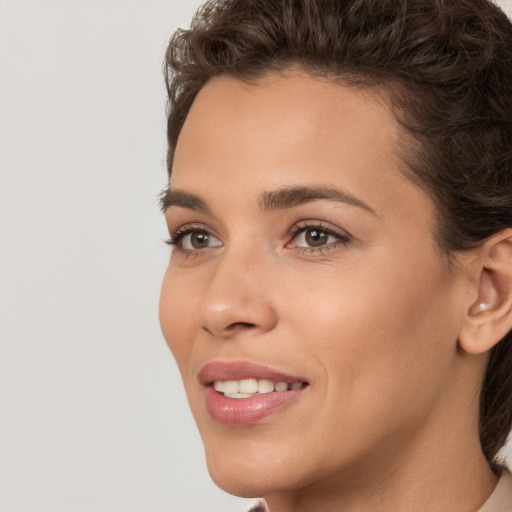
198, 361, 309, 425
212, 378, 307, 398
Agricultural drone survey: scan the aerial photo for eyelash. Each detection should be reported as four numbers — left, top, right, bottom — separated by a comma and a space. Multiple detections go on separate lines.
287, 221, 351, 254
165, 224, 213, 258
165, 221, 351, 256
166, 228, 200, 246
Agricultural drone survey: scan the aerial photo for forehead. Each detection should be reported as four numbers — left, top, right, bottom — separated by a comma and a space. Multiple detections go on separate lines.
171, 71, 433, 226
175, 72, 398, 170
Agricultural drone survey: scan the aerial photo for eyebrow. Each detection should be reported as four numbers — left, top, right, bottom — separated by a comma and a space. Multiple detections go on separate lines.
259, 185, 377, 215
161, 185, 376, 216
160, 189, 211, 214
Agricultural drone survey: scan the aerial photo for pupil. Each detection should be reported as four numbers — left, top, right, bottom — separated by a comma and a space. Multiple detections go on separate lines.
192, 232, 209, 248
306, 229, 328, 246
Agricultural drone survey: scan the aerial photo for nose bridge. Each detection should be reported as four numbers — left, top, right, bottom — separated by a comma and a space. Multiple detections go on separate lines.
198, 242, 277, 338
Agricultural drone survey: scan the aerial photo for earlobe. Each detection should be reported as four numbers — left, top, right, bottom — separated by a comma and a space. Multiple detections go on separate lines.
467, 268, 498, 318
468, 302, 491, 315
459, 229, 512, 355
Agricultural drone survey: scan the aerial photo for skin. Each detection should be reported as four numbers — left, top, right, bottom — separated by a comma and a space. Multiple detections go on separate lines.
159, 71, 500, 512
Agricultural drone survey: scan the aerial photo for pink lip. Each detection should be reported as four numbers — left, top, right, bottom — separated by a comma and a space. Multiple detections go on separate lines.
199, 361, 309, 425
199, 361, 306, 384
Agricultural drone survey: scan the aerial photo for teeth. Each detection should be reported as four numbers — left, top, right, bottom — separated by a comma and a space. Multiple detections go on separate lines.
213, 381, 225, 393
238, 378, 258, 393
274, 381, 288, 392
213, 379, 305, 396
223, 380, 239, 394
257, 379, 274, 394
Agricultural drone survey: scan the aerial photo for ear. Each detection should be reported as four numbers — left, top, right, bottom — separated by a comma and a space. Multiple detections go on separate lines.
458, 229, 512, 355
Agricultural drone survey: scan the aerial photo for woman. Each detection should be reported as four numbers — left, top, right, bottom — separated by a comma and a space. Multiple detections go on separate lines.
159, 0, 512, 510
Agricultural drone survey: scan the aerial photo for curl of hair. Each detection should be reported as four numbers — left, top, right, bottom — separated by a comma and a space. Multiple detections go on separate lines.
164, 0, 512, 463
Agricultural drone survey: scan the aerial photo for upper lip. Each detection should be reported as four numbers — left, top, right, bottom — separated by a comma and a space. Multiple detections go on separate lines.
198, 361, 307, 386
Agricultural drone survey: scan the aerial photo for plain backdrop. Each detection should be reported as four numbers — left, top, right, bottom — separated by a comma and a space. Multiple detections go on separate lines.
1, 1, 512, 511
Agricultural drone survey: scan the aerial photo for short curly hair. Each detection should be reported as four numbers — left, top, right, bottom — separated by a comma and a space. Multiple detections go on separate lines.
163, 0, 512, 463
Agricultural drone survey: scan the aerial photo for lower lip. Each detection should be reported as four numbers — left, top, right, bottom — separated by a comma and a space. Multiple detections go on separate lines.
204, 386, 306, 425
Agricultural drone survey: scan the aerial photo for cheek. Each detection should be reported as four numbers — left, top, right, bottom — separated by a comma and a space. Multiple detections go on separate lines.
285, 252, 458, 416
159, 265, 198, 373
263, 259, 458, 479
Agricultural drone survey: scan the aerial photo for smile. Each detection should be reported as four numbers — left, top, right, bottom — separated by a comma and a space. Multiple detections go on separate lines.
199, 362, 309, 424
214, 378, 306, 398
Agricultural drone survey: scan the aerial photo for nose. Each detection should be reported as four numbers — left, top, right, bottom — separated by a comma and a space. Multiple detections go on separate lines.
198, 249, 278, 339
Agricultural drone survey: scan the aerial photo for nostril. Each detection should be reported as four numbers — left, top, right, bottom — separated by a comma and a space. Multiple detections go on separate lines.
228, 322, 256, 330
202, 325, 214, 335
201, 322, 256, 336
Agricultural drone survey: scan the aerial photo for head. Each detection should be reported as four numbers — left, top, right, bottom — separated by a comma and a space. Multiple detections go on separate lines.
160, 0, 512, 500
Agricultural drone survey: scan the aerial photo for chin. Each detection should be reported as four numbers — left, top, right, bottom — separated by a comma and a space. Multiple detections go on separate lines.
207, 464, 268, 498
206, 457, 291, 499
201, 433, 316, 498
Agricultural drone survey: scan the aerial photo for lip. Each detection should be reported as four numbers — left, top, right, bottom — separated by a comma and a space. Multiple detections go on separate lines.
199, 361, 309, 425
199, 361, 307, 385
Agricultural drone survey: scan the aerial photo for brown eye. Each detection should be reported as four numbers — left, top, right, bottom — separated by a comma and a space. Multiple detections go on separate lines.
288, 224, 350, 251
179, 230, 222, 251
190, 232, 210, 249
304, 229, 329, 247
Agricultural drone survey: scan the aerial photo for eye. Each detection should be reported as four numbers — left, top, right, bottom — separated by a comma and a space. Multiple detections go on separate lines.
168, 228, 222, 251
294, 228, 336, 247
181, 231, 221, 250
286, 222, 351, 251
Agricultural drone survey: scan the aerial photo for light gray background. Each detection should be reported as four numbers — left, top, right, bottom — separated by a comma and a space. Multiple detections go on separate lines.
1, 1, 511, 511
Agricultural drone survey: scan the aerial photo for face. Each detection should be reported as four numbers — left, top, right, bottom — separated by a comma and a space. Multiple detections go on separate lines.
160, 72, 470, 499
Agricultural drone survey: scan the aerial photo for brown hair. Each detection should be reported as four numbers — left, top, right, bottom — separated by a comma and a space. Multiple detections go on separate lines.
163, 0, 512, 463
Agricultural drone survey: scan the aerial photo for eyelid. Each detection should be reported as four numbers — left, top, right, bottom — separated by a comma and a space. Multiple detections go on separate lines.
167, 223, 211, 242
166, 223, 222, 252
286, 220, 352, 250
